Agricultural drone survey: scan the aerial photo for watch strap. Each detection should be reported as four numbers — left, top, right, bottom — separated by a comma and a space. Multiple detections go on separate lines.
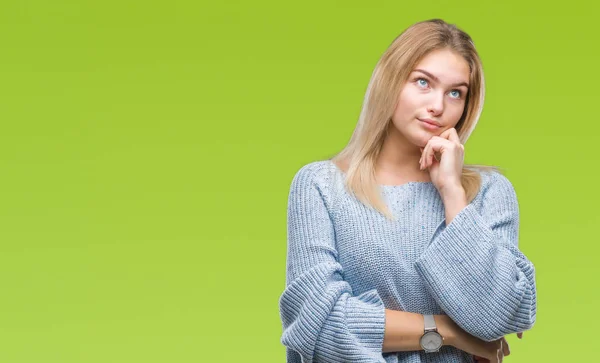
423, 314, 437, 332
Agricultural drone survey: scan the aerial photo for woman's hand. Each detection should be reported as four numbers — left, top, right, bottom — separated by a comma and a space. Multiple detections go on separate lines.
438, 315, 521, 363
471, 333, 524, 362
455, 330, 509, 363
419, 127, 464, 196
469, 336, 510, 363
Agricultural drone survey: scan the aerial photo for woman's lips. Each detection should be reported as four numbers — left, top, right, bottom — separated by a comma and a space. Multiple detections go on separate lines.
418, 118, 441, 130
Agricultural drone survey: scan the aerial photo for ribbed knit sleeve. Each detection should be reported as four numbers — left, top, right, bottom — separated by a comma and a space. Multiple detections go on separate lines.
414, 172, 537, 342
279, 164, 387, 363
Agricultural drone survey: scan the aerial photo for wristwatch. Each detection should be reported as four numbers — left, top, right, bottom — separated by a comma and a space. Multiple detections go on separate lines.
419, 314, 444, 353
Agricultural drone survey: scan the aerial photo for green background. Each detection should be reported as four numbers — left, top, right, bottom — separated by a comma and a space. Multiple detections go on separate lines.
0, 0, 596, 362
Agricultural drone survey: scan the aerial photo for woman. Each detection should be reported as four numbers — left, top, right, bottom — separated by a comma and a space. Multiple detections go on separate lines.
278, 19, 536, 363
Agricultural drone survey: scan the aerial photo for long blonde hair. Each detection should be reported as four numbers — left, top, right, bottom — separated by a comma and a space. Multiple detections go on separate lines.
330, 18, 501, 221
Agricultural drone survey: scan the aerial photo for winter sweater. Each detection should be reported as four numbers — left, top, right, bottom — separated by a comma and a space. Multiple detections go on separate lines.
278, 159, 537, 363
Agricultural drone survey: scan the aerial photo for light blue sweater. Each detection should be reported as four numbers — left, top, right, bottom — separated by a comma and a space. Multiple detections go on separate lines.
279, 160, 537, 363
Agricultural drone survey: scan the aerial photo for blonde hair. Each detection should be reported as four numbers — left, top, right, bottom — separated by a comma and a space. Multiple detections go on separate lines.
329, 18, 501, 221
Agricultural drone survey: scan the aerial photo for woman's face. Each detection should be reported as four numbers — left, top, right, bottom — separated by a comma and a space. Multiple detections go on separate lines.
390, 48, 471, 147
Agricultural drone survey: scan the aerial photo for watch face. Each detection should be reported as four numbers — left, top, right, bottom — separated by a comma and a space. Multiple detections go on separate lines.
420, 331, 443, 351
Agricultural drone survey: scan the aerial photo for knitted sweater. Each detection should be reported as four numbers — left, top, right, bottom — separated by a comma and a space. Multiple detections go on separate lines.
278, 160, 537, 363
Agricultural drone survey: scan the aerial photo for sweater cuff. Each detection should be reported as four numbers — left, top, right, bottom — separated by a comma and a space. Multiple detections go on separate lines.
316, 289, 386, 361
413, 203, 497, 313
345, 289, 386, 352
415, 203, 494, 272
412, 203, 529, 341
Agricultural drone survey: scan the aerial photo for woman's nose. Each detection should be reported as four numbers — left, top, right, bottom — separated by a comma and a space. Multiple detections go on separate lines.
427, 93, 444, 115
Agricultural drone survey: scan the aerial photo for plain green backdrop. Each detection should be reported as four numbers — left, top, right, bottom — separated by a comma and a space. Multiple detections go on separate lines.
0, 0, 597, 362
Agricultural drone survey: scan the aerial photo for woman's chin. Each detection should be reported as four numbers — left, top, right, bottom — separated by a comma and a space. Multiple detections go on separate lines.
416, 134, 432, 147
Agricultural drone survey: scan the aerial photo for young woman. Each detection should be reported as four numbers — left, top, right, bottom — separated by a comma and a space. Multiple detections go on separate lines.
279, 19, 536, 363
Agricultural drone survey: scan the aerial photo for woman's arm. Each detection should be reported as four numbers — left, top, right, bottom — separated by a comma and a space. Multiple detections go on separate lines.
414, 172, 537, 342
280, 164, 387, 363
382, 310, 456, 352
439, 185, 468, 225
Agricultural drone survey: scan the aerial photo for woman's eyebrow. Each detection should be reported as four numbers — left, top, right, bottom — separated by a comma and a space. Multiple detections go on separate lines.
413, 69, 469, 88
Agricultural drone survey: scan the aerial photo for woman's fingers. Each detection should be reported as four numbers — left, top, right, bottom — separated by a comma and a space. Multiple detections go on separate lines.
420, 128, 463, 170
479, 339, 503, 363
428, 138, 452, 168
428, 144, 435, 167
439, 127, 460, 142
502, 337, 510, 356
424, 144, 431, 169
447, 127, 461, 144
496, 339, 505, 363
420, 138, 438, 169
421, 143, 433, 170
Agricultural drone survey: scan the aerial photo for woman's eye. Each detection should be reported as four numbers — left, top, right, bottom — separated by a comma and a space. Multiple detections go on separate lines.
417, 78, 428, 87
449, 90, 461, 99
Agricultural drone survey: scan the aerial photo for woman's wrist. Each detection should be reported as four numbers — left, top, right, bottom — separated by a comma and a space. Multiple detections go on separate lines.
440, 187, 467, 225
435, 314, 458, 347
440, 185, 466, 204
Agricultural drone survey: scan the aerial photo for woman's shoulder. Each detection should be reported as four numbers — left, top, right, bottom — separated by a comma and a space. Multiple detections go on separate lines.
290, 159, 339, 185
474, 169, 519, 205
287, 160, 343, 205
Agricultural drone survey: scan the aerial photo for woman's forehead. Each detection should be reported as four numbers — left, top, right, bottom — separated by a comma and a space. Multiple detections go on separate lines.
412, 49, 470, 85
